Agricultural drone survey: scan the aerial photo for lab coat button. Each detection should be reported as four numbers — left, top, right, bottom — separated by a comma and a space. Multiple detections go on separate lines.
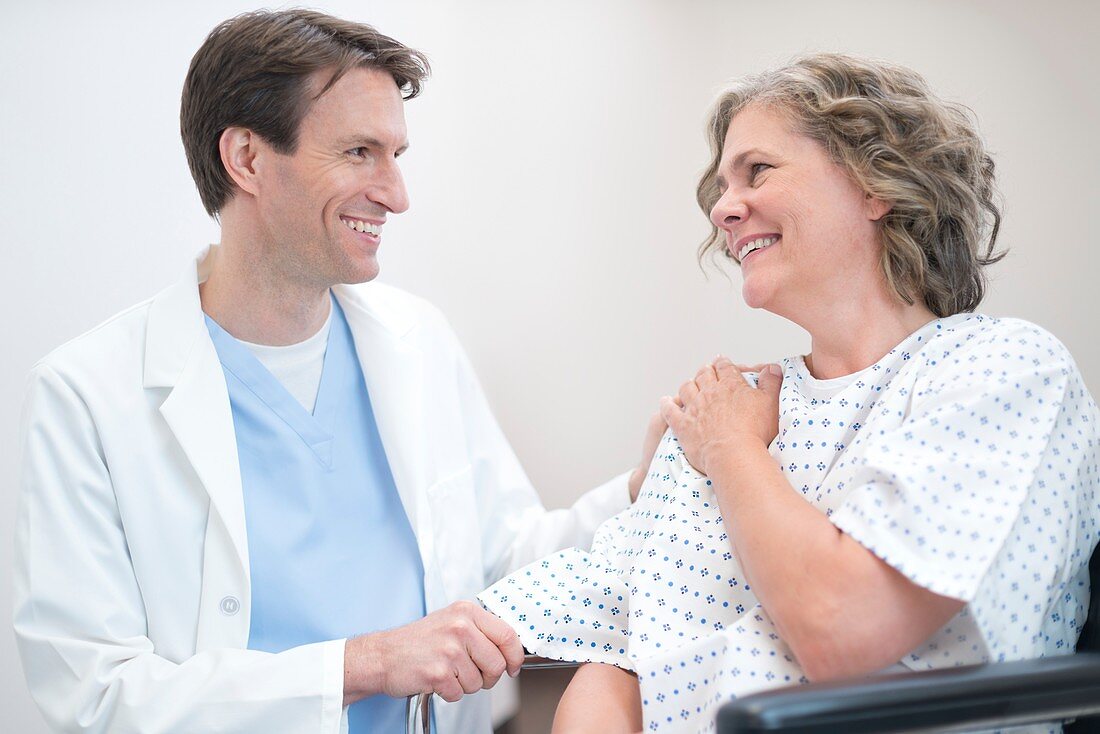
219, 596, 240, 615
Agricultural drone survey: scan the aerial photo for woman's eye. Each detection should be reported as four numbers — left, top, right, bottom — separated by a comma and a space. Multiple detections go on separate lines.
750, 162, 771, 181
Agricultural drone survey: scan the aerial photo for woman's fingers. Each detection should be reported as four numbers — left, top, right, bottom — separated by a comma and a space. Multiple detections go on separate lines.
715, 355, 770, 376
679, 358, 772, 409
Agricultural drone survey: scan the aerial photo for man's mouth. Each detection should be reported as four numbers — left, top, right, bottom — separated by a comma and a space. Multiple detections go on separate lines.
340, 216, 382, 236
736, 235, 779, 262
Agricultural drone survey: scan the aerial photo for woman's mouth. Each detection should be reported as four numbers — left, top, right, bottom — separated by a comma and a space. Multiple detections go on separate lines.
737, 235, 779, 262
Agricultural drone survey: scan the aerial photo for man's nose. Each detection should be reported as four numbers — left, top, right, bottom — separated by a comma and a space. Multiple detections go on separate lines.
369, 160, 410, 214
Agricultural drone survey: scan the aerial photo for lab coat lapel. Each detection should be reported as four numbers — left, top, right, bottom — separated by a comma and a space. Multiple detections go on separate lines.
334, 286, 430, 559
144, 249, 250, 648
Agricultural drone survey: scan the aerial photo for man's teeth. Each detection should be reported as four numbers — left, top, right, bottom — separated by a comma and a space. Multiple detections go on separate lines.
343, 218, 381, 236
737, 236, 778, 261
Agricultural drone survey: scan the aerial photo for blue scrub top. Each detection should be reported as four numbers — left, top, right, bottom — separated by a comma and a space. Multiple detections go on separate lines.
207, 298, 425, 732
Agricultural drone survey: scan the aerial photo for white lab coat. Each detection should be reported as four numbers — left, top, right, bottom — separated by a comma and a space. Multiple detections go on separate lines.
14, 247, 629, 733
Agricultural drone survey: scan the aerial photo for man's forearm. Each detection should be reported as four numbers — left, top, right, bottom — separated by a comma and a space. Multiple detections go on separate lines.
343, 635, 382, 706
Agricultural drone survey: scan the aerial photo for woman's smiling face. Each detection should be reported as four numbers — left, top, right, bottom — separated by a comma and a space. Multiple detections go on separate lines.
709, 104, 890, 322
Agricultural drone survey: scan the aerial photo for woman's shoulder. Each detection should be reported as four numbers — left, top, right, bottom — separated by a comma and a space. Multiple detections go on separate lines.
906, 314, 1091, 415
921, 313, 1075, 368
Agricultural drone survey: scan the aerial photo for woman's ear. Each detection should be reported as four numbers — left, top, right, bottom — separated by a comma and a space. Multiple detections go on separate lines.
865, 193, 892, 222
218, 127, 262, 197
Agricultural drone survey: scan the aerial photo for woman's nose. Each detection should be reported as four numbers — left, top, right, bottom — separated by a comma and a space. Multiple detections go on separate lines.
710, 188, 749, 229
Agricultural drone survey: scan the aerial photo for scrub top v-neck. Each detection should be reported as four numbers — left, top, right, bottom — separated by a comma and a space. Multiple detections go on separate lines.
206, 296, 425, 732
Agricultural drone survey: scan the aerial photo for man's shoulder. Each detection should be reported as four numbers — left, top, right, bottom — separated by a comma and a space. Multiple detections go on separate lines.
37, 298, 155, 368
32, 296, 157, 387
337, 280, 453, 337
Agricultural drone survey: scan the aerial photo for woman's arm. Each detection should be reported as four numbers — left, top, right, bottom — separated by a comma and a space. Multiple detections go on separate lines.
660, 359, 964, 682
553, 663, 642, 734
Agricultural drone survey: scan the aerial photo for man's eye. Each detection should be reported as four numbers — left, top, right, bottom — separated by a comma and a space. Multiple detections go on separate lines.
348, 147, 369, 158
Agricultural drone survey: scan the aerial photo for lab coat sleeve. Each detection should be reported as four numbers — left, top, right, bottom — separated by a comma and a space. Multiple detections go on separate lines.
13, 364, 346, 734
447, 334, 631, 586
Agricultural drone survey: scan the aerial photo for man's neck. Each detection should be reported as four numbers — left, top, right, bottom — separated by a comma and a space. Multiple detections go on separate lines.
199, 239, 332, 346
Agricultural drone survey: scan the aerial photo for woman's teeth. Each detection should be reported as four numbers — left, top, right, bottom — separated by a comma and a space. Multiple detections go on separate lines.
737, 236, 778, 261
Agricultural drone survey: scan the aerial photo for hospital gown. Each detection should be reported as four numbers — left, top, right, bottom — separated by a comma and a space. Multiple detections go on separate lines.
479, 314, 1100, 733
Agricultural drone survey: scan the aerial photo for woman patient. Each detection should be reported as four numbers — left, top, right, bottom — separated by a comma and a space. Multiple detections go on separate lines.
479, 54, 1100, 732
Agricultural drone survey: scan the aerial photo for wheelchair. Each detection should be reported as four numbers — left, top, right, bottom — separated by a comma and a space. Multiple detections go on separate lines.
406, 543, 1100, 733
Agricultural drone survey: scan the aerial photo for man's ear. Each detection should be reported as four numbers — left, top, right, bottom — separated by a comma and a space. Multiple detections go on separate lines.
218, 127, 262, 197
865, 193, 892, 222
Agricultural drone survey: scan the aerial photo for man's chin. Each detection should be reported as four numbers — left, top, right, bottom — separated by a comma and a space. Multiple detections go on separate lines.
337, 259, 381, 286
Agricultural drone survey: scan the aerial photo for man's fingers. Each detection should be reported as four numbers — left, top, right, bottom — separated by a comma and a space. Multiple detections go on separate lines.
453, 655, 484, 695
434, 667, 465, 702
465, 634, 508, 689
473, 607, 525, 676
713, 356, 741, 381
694, 362, 717, 387
659, 396, 682, 433
678, 379, 699, 407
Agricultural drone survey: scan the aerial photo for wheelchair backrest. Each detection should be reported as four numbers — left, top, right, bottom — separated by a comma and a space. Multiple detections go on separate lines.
1077, 540, 1100, 653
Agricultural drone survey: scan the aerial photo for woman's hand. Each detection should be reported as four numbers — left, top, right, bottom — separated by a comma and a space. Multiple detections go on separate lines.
627, 410, 668, 501
659, 356, 782, 475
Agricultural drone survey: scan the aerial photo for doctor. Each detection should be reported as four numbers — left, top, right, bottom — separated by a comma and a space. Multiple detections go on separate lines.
14, 10, 652, 733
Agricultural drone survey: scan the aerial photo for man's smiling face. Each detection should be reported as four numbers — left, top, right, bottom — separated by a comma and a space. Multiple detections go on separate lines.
252, 66, 410, 288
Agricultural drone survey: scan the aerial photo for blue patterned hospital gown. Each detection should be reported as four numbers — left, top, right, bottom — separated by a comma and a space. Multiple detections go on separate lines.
479, 314, 1100, 733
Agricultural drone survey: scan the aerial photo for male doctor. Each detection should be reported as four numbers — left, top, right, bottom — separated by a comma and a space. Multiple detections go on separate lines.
14, 10, 654, 733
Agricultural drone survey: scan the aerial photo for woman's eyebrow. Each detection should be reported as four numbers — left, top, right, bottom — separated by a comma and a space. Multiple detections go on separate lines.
724, 147, 770, 171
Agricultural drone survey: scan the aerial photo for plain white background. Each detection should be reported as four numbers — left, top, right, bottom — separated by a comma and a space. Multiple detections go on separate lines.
3, 1, 1097, 730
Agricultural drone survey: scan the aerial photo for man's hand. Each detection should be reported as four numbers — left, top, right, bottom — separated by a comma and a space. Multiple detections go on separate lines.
343, 600, 524, 705
628, 410, 668, 501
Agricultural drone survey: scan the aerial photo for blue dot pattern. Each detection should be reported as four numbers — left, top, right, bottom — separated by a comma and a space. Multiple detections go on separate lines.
479, 315, 1100, 733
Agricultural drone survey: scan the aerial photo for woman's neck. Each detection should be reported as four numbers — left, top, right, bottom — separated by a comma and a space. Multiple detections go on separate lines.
803, 292, 937, 380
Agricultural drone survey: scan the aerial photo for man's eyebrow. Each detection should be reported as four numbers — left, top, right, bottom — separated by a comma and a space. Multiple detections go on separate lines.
337, 136, 410, 155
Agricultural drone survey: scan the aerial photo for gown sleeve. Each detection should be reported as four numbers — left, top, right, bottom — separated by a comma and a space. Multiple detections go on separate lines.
828, 319, 1100, 660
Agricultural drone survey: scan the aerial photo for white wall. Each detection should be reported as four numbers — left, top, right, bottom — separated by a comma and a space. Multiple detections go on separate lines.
3, 1, 1097, 730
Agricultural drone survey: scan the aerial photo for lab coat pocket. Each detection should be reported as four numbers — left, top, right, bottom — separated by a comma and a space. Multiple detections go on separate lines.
427, 466, 485, 600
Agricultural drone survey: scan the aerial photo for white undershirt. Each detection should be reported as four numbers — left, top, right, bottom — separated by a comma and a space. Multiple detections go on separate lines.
239, 308, 332, 414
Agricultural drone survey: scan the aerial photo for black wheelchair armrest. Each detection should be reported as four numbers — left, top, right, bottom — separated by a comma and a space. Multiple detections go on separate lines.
717, 653, 1100, 734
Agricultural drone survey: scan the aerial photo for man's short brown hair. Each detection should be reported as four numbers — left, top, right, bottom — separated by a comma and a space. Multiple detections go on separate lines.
180, 9, 430, 217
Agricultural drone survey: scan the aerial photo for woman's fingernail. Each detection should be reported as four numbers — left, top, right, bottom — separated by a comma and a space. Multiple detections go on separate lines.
767, 363, 782, 376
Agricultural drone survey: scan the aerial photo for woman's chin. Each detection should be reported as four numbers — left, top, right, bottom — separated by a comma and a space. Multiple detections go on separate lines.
740, 281, 773, 310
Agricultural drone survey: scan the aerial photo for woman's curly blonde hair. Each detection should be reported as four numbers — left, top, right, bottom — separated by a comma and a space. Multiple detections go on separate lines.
697, 53, 1004, 317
